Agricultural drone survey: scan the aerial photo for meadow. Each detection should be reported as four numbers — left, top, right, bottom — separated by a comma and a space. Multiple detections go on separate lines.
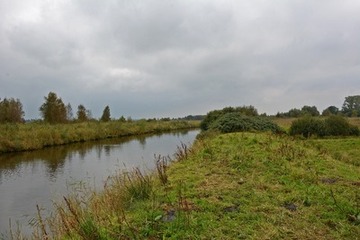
13, 130, 359, 239
0, 120, 200, 153
272, 116, 360, 131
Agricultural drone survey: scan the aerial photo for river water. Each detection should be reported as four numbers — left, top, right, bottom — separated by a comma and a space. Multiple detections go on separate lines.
0, 129, 199, 236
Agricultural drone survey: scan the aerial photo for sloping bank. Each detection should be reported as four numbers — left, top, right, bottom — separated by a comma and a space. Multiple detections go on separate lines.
0, 120, 199, 153
20, 131, 359, 239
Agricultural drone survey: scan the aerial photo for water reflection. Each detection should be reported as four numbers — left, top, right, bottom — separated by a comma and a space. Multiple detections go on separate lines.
0, 130, 191, 182
0, 129, 199, 235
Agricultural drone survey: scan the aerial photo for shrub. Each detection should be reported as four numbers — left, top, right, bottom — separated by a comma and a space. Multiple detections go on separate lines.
289, 116, 360, 137
289, 117, 326, 137
209, 112, 283, 134
200, 106, 259, 131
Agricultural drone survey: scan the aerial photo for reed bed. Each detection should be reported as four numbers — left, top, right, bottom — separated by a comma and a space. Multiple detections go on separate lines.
0, 120, 199, 153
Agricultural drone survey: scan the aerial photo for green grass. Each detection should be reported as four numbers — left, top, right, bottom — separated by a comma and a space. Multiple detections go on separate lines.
0, 120, 200, 153
272, 117, 360, 132
161, 133, 360, 239
12, 132, 360, 239
309, 137, 360, 166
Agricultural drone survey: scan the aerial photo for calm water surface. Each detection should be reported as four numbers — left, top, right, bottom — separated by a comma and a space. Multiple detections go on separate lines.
0, 129, 199, 236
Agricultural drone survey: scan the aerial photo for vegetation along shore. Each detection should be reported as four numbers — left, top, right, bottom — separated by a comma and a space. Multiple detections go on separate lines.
5, 105, 359, 239
0, 120, 200, 153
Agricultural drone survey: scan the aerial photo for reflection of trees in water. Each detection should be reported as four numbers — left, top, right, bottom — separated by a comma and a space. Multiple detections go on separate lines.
0, 135, 134, 181
104, 145, 111, 156
0, 130, 196, 183
137, 136, 146, 150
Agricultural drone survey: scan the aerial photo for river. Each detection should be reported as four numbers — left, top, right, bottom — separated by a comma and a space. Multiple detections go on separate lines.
0, 129, 199, 236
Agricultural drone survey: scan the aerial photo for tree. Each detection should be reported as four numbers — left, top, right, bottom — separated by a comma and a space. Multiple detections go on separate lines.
66, 103, 73, 121
322, 106, 339, 116
342, 95, 360, 117
77, 104, 89, 122
301, 105, 320, 117
100, 105, 111, 122
39, 92, 67, 124
288, 108, 302, 117
0, 98, 25, 123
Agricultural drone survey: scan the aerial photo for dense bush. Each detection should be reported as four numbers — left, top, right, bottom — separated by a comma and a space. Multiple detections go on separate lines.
289, 116, 359, 137
289, 117, 326, 137
200, 106, 259, 131
209, 112, 283, 134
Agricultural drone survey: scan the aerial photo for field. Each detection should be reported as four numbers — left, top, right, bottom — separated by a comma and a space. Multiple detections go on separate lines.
15, 131, 359, 239
0, 120, 200, 153
272, 116, 360, 131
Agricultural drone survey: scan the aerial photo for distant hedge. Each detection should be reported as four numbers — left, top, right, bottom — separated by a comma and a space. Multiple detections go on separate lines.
289, 116, 360, 137
209, 112, 283, 134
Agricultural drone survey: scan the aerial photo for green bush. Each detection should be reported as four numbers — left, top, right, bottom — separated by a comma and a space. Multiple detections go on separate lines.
209, 112, 283, 134
200, 106, 259, 131
289, 117, 326, 137
324, 115, 359, 136
289, 116, 359, 137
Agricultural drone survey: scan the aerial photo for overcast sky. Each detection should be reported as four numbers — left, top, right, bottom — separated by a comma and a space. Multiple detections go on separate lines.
1, 0, 360, 119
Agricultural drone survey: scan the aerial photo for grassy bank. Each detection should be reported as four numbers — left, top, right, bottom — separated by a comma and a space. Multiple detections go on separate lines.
15, 131, 359, 239
0, 120, 200, 153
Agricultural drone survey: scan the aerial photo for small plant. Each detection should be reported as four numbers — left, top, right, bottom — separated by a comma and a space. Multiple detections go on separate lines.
124, 168, 153, 202
174, 142, 191, 161
155, 154, 170, 185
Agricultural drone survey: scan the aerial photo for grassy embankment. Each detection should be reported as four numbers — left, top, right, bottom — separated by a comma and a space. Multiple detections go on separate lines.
17, 130, 359, 239
0, 120, 200, 153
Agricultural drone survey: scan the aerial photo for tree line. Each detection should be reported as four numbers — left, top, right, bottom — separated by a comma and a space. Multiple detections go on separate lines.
0, 92, 111, 124
276, 95, 360, 118
2, 93, 360, 124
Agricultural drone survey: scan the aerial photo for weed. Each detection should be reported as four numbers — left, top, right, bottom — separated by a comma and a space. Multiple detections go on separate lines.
155, 154, 170, 186
174, 142, 190, 161
124, 168, 153, 202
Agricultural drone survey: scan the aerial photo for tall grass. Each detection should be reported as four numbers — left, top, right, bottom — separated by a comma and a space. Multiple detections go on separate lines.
0, 120, 199, 153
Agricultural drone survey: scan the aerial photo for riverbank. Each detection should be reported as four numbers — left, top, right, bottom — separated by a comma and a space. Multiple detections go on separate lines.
0, 120, 200, 153
18, 131, 359, 239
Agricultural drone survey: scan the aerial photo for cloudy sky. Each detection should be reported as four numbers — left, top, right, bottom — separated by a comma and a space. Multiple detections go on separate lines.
1, 0, 360, 119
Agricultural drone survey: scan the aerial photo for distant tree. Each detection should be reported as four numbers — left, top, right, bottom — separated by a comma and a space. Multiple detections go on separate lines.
100, 105, 111, 122
77, 104, 89, 122
288, 108, 302, 118
39, 92, 67, 124
0, 98, 25, 123
119, 116, 126, 122
183, 115, 205, 121
66, 103, 73, 121
322, 106, 339, 116
301, 105, 320, 116
342, 95, 360, 117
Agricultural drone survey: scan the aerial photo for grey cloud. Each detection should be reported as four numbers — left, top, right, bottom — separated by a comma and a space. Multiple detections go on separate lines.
1, 0, 360, 119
